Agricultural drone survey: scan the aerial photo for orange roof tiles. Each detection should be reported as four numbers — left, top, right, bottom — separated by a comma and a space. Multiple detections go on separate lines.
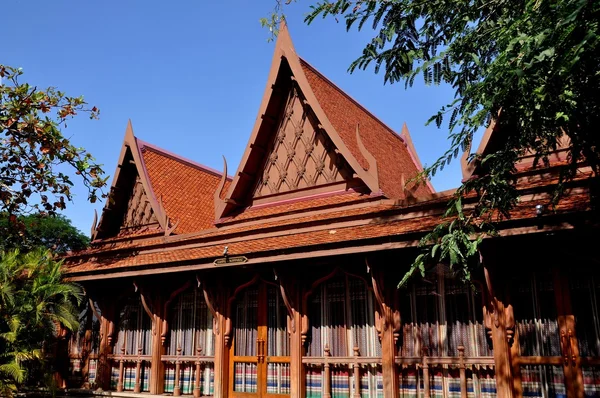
139, 143, 230, 234
300, 59, 433, 199
64, 190, 591, 276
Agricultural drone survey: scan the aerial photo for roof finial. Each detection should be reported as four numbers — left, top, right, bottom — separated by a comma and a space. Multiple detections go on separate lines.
214, 156, 229, 219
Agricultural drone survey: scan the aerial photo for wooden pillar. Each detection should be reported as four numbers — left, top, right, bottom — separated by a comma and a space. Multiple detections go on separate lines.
149, 296, 166, 395
381, 318, 399, 398
486, 297, 514, 398
214, 312, 228, 398
95, 297, 115, 391
458, 346, 467, 398
368, 260, 399, 398
481, 248, 514, 398
289, 299, 304, 398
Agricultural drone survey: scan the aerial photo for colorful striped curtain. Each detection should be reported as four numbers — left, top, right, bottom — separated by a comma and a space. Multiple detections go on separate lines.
397, 266, 495, 398
267, 285, 291, 394
305, 274, 383, 398
164, 288, 215, 395
233, 286, 259, 393
399, 267, 491, 358
510, 272, 565, 397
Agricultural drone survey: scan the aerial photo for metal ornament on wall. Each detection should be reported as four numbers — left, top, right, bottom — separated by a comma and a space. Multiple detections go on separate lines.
252, 85, 353, 198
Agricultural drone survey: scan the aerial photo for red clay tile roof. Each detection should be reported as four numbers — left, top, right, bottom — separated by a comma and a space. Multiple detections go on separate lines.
139, 142, 231, 234
220, 189, 382, 224
64, 189, 591, 276
300, 59, 433, 200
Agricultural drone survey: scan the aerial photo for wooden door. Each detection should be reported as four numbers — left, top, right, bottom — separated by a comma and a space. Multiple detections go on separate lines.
510, 268, 600, 398
229, 282, 290, 398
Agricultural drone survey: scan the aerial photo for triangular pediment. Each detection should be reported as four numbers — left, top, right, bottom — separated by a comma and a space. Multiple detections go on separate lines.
93, 121, 165, 240
214, 23, 381, 220
252, 82, 354, 198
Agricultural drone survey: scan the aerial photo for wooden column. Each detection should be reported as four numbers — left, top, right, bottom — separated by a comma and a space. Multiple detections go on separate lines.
381, 319, 399, 398
289, 307, 303, 398
368, 259, 400, 398
95, 296, 115, 391
214, 312, 228, 398
481, 248, 514, 398
149, 295, 166, 395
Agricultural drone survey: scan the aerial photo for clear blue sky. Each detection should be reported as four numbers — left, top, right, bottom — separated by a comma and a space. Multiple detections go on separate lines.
3, 0, 472, 235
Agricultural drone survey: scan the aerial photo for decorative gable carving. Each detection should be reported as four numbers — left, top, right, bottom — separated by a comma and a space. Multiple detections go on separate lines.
253, 86, 352, 198
121, 173, 158, 230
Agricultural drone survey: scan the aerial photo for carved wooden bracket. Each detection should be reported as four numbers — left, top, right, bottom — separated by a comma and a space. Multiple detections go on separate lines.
134, 281, 158, 338
274, 269, 295, 333
225, 274, 260, 346
482, 258, 515, 347
197, 275, 220, 336
302, 267, 340, 346
162, 281, 192, 346
366, 258, 401, 344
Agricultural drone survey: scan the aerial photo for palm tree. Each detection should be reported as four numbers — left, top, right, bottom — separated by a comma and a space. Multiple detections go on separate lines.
0, 249, 82, 397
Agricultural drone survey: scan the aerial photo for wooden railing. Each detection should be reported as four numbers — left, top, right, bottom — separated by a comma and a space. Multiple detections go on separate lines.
395, 346, 495, 398
108, 348, 152, 393
302, 346, 382, 398
161, 347, 215, 397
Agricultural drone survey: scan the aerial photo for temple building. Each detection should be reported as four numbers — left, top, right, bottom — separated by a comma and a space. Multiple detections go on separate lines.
63, 24, 599, 398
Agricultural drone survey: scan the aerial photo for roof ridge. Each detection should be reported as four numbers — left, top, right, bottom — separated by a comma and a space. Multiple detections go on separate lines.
137, 139, 233, 180
298, 57, 409, 148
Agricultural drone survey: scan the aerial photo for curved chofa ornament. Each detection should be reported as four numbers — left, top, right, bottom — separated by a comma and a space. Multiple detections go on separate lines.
158, 195, 178, 237
90, 209, 98, 241
214, 155, 228, 219
355, 124, 378, 176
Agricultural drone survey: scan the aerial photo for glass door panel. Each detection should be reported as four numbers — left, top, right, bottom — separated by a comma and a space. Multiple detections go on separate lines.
265, 284, 290, 396
232, 286, 260, 395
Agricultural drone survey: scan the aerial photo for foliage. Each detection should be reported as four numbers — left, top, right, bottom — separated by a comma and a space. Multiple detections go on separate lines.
0, 65, 107, 220
0, 249, 82, 397
267, 0, 600, 284
0, 213, 89, 254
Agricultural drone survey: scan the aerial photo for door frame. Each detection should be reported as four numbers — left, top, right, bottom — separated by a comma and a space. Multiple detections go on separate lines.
228, 279, 291, 398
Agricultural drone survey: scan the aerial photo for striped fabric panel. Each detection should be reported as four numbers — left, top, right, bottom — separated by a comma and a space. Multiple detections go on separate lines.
164, 364, 175, 393
142, 363, 151, 392
360, 365, 383, 398
202, 364, 215, 396
583, 366, 600, 398
267, 362, 290, 394
398, 367, 418, 398
306, 366, 323, 398
123, 364, 136, 391
110, 366, 119, 389
89, 359, 97, 385
331, 368, 350, 398
475, 367, 497, 398
445, 368, 461, 398
520, 365, 566, 398
580, 360, 600, 386
429, 368, 444, 398
70, 359, 81, 373
234, 362, 257, 393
